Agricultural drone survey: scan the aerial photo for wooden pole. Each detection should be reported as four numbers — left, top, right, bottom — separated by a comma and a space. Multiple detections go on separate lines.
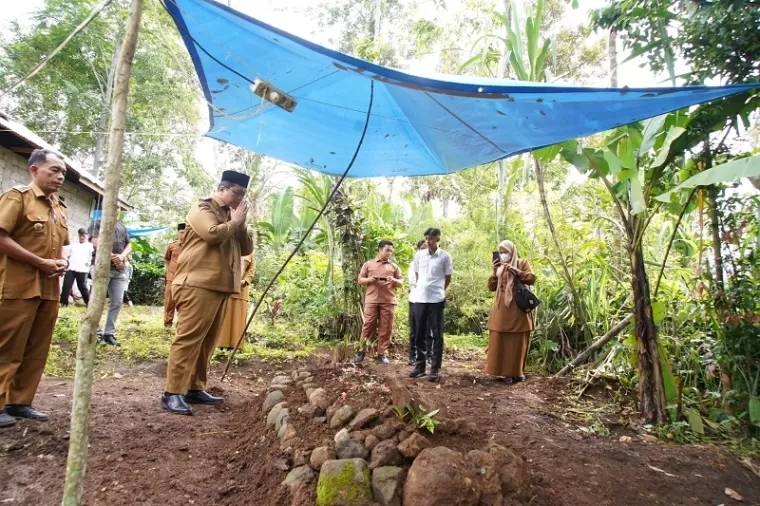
61, 1, 143, 503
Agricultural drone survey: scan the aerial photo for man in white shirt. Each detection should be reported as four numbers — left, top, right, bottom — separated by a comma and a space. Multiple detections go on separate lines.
407, 239, 427, 365
60, 228, 94, 306
409, 228, 453, 382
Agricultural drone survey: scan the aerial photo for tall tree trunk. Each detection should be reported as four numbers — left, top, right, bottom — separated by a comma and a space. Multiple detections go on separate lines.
373, 0, 382, 42
61, 1, 143, 503
706, 185, 724, 291
534, 158, 588, 338
93, 26, 123, 178
608, 30, 618, 87
629, 230, 668, 424
702, 144, 725, 291
495, 0, 510, 239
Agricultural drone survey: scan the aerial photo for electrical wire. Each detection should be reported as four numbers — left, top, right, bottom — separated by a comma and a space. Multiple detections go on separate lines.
0, 0, 114, 98
220, 80, 375, 382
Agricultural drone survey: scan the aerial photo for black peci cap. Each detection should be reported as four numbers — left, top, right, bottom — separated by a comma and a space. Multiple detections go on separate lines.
221, 170, 250, 188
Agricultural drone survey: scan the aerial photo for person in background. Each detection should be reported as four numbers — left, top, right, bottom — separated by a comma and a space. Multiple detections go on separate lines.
60, 228, 93, 306
163, 223, 186, 332
217, 253, 255, 351
486, 240, 536, 384
407, 239, 426, 366
355, 240, 403, 365
409, 228, 453, 382
162, 170, 252, 415
0, 149, 69, 427
122, 260, 134, 307
89, 208, 131, 347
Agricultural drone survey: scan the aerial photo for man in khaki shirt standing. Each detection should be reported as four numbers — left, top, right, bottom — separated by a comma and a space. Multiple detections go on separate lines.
163, 222, 185, 332
162, 171, 252, 415
0, 149, 69, 428
354, 240, 403, 365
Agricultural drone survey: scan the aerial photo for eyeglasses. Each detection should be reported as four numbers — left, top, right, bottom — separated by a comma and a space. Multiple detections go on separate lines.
226, 188, 247, 197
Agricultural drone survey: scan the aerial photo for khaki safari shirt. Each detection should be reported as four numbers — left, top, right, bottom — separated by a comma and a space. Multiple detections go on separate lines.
0, 183, 70, 300
359, 257, 402, 305
164, 236, 183, 282
172, 194, 253, 294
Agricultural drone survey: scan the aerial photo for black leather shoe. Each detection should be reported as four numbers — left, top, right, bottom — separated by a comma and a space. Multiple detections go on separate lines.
183, 390, 224, 405
161, 394, 193, 415
100, 334, 121, 347
0, 412, 17, 428
376, 355, 390, 365
428, 370, 441, 382
409, 368, 427, 378
5, 405, 49, 421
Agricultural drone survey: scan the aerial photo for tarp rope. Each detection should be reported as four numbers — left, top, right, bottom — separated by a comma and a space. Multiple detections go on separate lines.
220, 80, 376, 381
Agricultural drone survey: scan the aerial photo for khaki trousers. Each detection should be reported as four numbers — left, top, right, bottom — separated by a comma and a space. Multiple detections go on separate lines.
360, 303, 395, 355
165, 285, 228, 394
0, 298, 59, 410
163, 281, 176, 327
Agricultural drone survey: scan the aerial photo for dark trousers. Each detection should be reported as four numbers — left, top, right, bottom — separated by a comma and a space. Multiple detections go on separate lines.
409, 302, 435, 361
60, 271, 90, 306
412, 301, 445, 371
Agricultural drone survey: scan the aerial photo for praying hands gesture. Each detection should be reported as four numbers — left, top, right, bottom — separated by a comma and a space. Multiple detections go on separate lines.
230, 199, 250, 229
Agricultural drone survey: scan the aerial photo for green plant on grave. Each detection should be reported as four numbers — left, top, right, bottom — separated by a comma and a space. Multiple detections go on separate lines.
356, 336, 373, 353
391, 403, 441, 434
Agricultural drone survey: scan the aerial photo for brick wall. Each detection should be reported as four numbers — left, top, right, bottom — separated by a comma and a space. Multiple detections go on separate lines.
0, 146, 96, 237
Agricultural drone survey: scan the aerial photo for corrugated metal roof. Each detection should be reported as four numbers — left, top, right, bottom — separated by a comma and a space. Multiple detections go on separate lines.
0, 111, 133, 209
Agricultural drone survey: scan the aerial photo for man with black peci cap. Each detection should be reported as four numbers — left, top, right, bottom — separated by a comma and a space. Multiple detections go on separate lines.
163, 223, 186, 332
162, 171, 252, 415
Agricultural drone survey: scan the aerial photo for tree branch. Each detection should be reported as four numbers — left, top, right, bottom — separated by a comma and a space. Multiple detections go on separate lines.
654, 186, 698, 297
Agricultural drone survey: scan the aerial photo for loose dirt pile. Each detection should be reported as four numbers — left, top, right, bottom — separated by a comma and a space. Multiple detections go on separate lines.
1, 357, 759, 506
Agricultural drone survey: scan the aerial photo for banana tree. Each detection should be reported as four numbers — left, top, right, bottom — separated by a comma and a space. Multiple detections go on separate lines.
258, 187, 297, 252
461, 0, 592, 339
294, 168, 340, 295
540, 92, 760, 423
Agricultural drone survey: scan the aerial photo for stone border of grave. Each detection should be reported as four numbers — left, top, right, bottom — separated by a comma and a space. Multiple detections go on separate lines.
263, 368, 531, 506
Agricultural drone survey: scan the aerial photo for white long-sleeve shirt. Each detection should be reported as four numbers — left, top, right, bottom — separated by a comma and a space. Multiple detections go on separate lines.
66, 241, 94, 273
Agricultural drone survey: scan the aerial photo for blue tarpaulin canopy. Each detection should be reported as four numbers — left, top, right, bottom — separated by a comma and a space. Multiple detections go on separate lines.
165, 0, 759, 178
88, 211, 169, 238
127, 227, 170, 238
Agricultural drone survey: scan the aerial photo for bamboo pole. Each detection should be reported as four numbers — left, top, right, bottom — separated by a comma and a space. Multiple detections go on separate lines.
554, 314, 633, 377
61, 1, 143, 504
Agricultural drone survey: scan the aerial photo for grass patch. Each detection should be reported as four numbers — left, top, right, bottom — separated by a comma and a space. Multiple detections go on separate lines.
46, 306, 318, 376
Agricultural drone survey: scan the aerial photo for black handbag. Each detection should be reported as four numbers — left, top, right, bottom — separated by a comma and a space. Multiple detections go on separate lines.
514, 280, 540, 313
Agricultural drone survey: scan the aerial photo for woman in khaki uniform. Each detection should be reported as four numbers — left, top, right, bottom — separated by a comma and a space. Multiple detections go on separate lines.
485, 240, 536, 384
217, 253, 255, 350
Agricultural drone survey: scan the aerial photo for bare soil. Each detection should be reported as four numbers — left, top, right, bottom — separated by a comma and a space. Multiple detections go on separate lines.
1, 352, 759, 506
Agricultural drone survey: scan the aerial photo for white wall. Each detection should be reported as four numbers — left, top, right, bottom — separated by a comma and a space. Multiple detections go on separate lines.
0, 146, 95, 237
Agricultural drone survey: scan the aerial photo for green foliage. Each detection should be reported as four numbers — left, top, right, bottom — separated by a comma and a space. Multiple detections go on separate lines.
0, 0, 203, 220
592, 0, 760, 84
391, 404, 441, 434
128, 237, 165, 306
46, 306, 315, 377
258, 187, 297, 251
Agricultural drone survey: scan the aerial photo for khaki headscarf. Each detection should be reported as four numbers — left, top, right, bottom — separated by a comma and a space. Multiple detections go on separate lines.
496, 240, 520, 308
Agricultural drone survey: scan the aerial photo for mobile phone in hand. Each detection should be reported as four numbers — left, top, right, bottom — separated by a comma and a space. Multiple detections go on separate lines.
492, 251, 500, 264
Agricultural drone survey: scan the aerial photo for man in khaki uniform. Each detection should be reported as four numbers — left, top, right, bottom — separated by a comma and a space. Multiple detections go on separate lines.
355, 240, 403, 365
163, 222, 185, 332
0, 149, 69, 428
162, 170, 252, 415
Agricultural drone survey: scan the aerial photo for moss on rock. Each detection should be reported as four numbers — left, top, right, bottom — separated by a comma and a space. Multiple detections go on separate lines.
316, 458, 373, 506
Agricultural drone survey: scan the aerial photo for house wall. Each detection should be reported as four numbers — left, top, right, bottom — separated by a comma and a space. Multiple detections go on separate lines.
0, 146, 95, 238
